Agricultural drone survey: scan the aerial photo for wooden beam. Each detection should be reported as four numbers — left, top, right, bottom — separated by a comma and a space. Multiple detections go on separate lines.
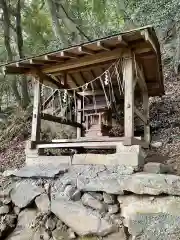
135, 59, 148, 92
141, 29, 157, 53
97, 41, 111, 51
42, 47, 123, 74
118, 35, 128, 46
123, 53, 134, 143
123, 137, 149, 148
41, 89, 58, 110
30, 59, 53, 65
60, 51, 78, 59
78, 46, 95, 55
41, 113, 83, 129
77, 90, 104, 96
134, 107, 147, 124
52, 136, 125, 143
143, 91, 150, 144
31, 78, 41, 144
37, 141, 121, 149
44, 55, 64, 62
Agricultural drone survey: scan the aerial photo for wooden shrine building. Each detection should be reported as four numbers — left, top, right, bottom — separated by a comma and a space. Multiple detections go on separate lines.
1, 26, 164, 166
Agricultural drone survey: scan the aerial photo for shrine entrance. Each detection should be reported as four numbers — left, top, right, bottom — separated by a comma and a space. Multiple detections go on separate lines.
1, 26, 164, 167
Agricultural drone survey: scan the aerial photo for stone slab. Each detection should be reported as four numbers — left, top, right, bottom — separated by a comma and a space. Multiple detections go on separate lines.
72, 152, 144, 167
118, 195, 180, 240
10, 180, 44, 208
51, 199, 116, 236
26, 156, 71, 166
12, 164, 69, 178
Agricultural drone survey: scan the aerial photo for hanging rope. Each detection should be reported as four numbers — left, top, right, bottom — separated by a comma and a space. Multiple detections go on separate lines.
38, 58, 125, 122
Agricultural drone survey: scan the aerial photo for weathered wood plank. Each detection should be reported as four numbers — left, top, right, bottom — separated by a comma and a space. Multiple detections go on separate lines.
123, 54, 134, 142
31, 78, 41, 143
52, 137, 125, 143
41, 113, 83, 129
134, 106, 148, 124
77, 99, 82, 138
143, 91, 150, 144
123, 137, 149, 148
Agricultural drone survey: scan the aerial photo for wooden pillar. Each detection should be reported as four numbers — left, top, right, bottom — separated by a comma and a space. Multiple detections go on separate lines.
31, 78, 42, 146
123, 55, 134, 145
77, 99, 82, 138
143, 91, 150, 144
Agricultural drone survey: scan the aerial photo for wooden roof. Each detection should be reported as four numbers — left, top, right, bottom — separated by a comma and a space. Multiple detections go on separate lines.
1, 25, 164, 97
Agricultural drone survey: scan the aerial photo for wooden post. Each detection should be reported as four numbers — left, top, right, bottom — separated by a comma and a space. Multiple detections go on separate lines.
123, 55, 134, 145
143, 91, 150, 144
31, 78, 41, 146
77, 99, 82, 138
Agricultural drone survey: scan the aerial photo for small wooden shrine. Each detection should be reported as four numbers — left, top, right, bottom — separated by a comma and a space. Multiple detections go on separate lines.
1, 26, 164, 162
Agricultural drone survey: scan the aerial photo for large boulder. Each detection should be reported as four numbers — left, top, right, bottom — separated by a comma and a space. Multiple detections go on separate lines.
81, 193, 107, 212
6, 209, 37, 240
51, 199, 116, 236
118, 195, 180, 239
10, 181, 44, 208
123, 173, 180, 195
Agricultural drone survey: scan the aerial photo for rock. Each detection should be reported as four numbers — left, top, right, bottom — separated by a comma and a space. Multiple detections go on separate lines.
143, 162, 171, 174
151, 141, 163, 148
81, 193, 107, 212
52, 228, 69, 240
64, 185, 80, 201
0, 205, 10, 214
0, 214, 17, 239
89, 192, 103, 201
14, 206, 21, 215
103, 230, 127, 240
2, 197, 11, 205
108, 204, 119, 214
71, 189, 81, 201
6, 209, 37, 240
77, 176, 125, 195
103, 193, 116, 204
118, 195, 180, 239
51, 199, 116, 236
2, 169, 18, 177
124, 173, 180, 195
45, 216, 57, 231
110, 214, 123, 227
35, 193, 50, 213
68, 228, 76, 239
56, 219, 64, 229
10, 181, 44, 208
13, 164, 69, 178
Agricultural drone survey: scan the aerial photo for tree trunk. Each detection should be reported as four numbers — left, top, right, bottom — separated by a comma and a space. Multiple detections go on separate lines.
46, 0, 69, 46
0, 0, 22, 106
15, 0, 30, 108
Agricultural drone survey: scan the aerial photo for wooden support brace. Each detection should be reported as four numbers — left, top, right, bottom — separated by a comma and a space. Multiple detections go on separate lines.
134, 107, 148, 124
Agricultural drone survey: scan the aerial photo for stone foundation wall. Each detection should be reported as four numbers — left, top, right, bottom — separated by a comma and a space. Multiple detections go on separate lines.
0, 163, 180, 240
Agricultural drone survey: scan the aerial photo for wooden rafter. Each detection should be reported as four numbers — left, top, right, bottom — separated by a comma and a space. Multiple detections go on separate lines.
118, 35, 128, 46
60, 51, 78, 59
42, 48, 123, 74
78, 46, 95, 55
44, 55, 65, 62
97, 41, 111, 51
